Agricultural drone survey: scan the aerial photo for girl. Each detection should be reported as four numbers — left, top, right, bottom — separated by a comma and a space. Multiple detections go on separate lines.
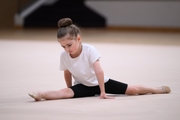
29, 18, 171, 101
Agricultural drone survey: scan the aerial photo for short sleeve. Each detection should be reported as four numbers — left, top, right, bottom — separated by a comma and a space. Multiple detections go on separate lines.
88, 46, 101, 64
59, 52, 67, 71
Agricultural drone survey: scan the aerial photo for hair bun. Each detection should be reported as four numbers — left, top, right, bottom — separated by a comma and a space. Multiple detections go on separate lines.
57, 18, 72, 28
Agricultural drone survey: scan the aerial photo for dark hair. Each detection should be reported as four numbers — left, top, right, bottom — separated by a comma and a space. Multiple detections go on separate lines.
57, 18, 80, 39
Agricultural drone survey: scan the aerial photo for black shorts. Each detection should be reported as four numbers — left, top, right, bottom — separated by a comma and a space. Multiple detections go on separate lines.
70, 79, 128, 98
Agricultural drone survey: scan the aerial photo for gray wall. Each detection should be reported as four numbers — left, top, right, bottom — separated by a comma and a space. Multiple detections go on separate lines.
86, 1, 180, 28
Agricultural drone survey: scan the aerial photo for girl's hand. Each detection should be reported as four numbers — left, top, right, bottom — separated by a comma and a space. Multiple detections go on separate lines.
100, 92, 115, 99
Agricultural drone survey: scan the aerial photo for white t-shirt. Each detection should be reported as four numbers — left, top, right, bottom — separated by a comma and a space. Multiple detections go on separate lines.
60, 43, 109, 86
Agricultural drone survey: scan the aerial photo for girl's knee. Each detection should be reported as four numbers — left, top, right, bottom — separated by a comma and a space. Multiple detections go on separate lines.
125, 86, 138, 95
60, 88, 74, 98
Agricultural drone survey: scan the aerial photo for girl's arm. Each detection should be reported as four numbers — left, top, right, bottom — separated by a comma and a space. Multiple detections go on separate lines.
64, 70, 72, 88
93, 60, 114, 99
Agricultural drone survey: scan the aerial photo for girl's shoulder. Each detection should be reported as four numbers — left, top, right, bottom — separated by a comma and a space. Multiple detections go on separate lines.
82, 43, 99, 55
60, 50, 68, 58
82, 43, 96, 51
82, 43, 91, 47
60, 50, 66, 55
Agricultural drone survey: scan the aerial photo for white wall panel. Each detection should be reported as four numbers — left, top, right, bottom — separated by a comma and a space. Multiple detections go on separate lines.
85, 1, 180, 27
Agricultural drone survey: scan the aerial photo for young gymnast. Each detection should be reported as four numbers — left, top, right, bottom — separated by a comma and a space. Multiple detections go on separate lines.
29, 18, 171, 101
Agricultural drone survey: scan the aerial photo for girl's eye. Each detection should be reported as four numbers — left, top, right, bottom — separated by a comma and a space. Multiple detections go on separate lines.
67, 44, 72, 47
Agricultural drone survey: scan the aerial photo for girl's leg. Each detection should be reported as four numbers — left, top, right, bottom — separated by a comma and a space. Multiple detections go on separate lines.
125, 85, 171, 95
29, 88, 74, 101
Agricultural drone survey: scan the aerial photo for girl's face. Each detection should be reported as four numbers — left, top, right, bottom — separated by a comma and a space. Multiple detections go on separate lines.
58, 34, 82, 58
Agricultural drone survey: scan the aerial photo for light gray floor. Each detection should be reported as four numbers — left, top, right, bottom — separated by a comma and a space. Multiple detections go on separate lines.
0, 29, 180, 120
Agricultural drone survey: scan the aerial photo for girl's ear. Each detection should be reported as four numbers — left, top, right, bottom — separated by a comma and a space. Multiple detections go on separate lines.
77, 34, 81, 42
